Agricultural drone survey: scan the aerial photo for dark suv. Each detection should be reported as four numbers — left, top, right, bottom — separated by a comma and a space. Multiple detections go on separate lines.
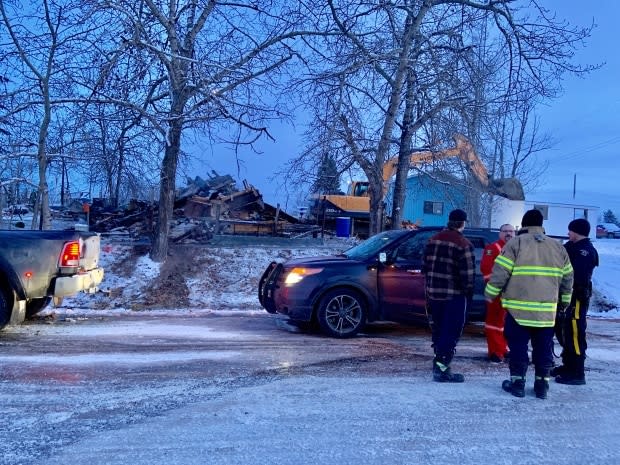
258, 227, 500, 338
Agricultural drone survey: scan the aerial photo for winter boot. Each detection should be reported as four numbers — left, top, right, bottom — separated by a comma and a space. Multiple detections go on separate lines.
555, 358, 586, 385
433, 357, 464, 383
555, 374, 586, 385
534, 377, 550, 399
550, 365, 566, 377
502, 377, 525, 398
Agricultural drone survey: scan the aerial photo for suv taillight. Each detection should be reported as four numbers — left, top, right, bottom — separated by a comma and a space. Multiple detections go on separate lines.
60, 240, 81, 267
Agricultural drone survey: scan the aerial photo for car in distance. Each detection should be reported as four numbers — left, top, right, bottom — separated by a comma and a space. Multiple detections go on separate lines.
258, 227, 499, 338
596, 223, 620, 239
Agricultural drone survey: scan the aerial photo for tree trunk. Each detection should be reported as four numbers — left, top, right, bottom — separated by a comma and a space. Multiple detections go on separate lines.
150, 120, 182, 262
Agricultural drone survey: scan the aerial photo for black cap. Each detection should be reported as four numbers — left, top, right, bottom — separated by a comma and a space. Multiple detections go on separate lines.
448, 209, 467, 222
521, 209, 544, 227
568, 218, 590, 236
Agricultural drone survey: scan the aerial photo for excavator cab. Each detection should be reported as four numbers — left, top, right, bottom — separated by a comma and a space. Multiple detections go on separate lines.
348, 181, 370, 197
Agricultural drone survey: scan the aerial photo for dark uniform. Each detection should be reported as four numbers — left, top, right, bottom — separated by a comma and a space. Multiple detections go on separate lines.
423, 209, 475, 383
553, 220, 599, 384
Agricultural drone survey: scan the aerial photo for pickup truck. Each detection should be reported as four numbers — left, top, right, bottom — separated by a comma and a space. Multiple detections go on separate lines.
0, 230, 104, 330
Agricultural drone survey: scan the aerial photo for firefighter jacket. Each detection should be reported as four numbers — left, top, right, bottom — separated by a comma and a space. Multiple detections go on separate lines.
480, 238, 506, 282
423, 227, 475, 300
484, 226, 574, 328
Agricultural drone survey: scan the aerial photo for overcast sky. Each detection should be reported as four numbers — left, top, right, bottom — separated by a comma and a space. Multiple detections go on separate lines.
189, 2, 620, 217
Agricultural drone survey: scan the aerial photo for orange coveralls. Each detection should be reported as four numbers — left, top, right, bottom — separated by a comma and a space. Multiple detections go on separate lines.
480, 239, 509, 359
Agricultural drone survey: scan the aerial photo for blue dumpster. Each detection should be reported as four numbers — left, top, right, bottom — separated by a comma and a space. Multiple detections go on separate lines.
336, 217, 351, 237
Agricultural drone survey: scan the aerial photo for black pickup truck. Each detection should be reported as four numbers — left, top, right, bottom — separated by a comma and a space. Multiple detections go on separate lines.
0, 230, 104, 329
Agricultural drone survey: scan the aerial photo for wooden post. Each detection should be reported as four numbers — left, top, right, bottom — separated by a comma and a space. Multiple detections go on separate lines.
274, 203, 281, 236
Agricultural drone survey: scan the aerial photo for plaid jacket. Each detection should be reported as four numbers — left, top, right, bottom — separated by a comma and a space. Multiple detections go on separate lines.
423, 228, 475, 300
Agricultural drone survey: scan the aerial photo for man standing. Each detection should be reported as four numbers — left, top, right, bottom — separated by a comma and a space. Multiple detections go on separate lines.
553, 218, 599, 385
480, 224, 514, 363
423, 209, 475, 383
484, 209, 573, 399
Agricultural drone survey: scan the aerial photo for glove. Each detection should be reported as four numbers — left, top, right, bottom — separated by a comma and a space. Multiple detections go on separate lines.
556, 303, 574, 320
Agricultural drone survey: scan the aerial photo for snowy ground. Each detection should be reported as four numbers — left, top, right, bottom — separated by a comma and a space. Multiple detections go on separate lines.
4, 236, 620, 465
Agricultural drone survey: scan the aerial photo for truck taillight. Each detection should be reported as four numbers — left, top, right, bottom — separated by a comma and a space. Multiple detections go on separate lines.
60, 241, 81, 267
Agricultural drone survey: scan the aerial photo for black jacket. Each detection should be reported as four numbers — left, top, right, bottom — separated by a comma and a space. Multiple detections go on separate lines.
564, 238, 599, 299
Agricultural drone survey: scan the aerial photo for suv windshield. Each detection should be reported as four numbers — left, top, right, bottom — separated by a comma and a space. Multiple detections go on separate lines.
343, 230, 408, 260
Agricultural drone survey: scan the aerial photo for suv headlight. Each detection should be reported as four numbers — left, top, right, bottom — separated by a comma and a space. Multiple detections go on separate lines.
284, 267, 323, 284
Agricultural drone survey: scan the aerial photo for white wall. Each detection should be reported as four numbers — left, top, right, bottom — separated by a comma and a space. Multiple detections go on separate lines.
525, 200, 598, 239
489, 198, 598, 239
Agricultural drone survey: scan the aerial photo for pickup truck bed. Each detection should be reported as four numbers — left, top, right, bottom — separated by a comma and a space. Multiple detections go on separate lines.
0, 229, 104, 329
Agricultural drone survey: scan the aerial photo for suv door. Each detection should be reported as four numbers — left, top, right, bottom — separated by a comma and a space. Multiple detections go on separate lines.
378, 230, 435, 323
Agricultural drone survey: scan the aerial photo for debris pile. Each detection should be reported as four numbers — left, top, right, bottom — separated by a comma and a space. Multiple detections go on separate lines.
84, 171, 315, 243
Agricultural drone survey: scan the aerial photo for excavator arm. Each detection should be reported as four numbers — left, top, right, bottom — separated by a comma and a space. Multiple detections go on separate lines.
382, 134, 524, 200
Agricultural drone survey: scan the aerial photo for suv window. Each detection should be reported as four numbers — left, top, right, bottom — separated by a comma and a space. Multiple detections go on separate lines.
393, 230, 435, 262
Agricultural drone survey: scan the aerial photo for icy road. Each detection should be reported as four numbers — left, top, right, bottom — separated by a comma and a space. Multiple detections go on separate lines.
1, 312, 619, 465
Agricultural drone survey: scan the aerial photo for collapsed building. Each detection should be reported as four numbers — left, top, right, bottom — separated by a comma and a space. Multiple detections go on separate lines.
85, 171, 317, 243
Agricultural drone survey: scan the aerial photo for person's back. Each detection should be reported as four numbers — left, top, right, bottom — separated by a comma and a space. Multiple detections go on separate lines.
422, 209, 474, 383
424, 228, 475, 300
489, 226, 573, 326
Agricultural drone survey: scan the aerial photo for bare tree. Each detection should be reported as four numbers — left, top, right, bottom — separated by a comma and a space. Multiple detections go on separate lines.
0, 0, 96, 229
289, 0, 594, 234
81, 0, 317, 261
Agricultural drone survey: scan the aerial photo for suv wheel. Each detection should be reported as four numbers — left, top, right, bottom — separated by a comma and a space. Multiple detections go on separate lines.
316, 288, 366, 338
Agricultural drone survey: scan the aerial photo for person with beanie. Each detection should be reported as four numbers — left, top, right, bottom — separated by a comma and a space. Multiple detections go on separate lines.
552, 218, 599, 385
484, 209, 574, 399
423, 209, 475, 383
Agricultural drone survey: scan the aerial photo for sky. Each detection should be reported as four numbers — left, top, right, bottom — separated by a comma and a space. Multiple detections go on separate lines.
188, 2, 620, 219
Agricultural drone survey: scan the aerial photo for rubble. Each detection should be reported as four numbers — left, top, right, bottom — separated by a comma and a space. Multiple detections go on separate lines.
85, 171, 316, 243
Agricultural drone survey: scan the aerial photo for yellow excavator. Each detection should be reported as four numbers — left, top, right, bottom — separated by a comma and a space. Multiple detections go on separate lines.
316, 134, 524, 219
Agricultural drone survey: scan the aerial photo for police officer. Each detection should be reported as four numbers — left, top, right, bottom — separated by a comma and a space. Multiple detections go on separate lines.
553, 218, 599, 385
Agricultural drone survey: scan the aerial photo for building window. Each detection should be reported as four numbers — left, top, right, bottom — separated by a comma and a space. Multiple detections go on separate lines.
424, 201, 443, 215
533, 204, 549, 220
574, 208, 588, 220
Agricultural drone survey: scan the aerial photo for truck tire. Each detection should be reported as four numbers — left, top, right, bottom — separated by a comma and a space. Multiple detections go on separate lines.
0, 289, 10, 329
316, 288, 366, 338
26, 297, 52, 318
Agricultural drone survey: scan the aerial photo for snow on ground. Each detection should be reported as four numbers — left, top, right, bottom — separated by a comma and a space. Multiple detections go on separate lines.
44, 236, 620, 319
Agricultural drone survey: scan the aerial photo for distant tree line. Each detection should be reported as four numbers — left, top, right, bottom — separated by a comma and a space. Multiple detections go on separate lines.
0, 1, 595, 259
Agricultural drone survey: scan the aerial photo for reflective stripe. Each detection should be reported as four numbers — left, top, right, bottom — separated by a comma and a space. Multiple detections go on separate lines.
485, 323, 504, 332
573, 300, 581, 356
501, 299, 556, 312
563, 263, 574, 275
561, 293, 572, 304
495, 255, 514, 270
485, 283, 501, 297
511, 265, 564, 277
512, 318, 555, 328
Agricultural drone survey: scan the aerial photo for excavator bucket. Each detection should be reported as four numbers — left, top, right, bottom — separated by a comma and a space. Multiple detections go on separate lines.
490, 178, 525, 200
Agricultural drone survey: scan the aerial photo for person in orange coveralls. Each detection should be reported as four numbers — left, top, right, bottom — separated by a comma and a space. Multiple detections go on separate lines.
480, 224, 515, 362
